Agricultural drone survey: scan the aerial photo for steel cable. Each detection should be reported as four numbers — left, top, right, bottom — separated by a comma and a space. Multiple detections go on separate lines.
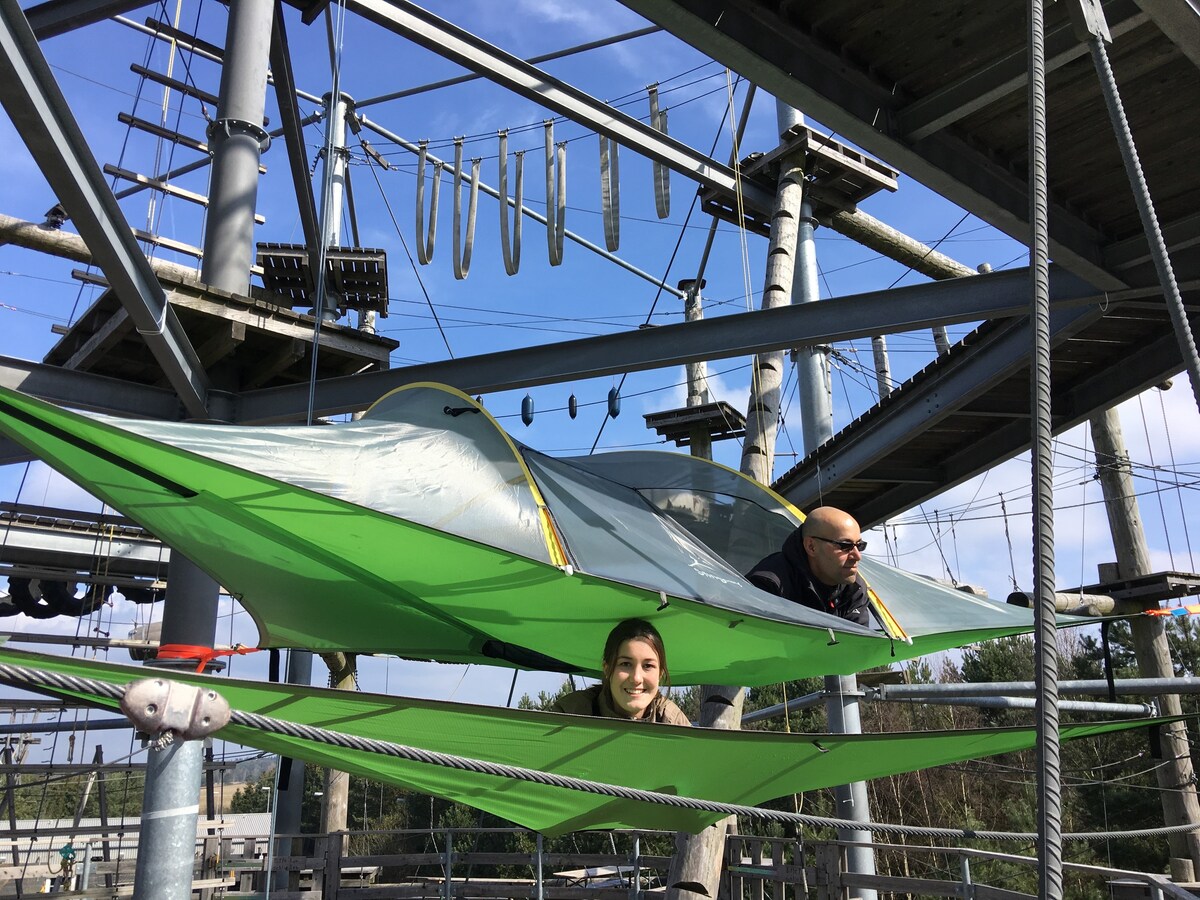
2, 661, 1200, 844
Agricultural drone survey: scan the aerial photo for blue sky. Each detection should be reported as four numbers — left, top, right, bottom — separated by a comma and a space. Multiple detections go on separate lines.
1, 0, 1197, 761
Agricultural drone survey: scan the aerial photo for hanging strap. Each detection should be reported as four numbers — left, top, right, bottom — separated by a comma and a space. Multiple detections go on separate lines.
498, 130, 524, 276
544, 120, 566, 267
452, 137, 481, 281
599, 133, 620, 251
648, 84, 670, 219
415, 141, 443, 265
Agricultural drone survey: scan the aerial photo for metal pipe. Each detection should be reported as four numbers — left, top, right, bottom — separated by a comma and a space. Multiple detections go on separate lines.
354, 114, 685, 298
740, 690, 827, 723
357, 26, 662, 108
881, 695, 1155, 716
873, 677, 1200, 698
132, 739, 205, 900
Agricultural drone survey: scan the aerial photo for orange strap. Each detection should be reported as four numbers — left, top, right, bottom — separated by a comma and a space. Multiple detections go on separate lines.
156, 643, 261, 673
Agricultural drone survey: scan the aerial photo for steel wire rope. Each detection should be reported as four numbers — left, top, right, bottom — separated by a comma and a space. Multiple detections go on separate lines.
1087, 34, 1200, 411
1027, 1, 1064, 891
372, 65, 728, 158
886, 479, 1200, 539
1136, 393, 1177, 569
1156, 389, 1196, 568
2, 661, 1200, 844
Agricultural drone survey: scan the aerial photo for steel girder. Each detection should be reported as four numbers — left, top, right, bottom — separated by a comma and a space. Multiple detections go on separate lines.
233, 265, 1103, 423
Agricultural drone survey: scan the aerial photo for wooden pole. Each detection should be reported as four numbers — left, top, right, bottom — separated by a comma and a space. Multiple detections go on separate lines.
1090, 405, 1200, 880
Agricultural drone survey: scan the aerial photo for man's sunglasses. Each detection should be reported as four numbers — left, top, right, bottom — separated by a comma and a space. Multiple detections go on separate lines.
811, 536, 868, 553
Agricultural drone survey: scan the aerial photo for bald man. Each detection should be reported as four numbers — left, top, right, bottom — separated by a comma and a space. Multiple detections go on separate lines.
745, 506, 870, 625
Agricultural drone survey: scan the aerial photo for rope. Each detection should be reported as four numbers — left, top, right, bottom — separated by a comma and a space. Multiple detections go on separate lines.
543, 121, 566, 266
451, 138, 481, 281
497, 130, 523, 275
1028, 2, 1064, 897
414, 141, 443, 265
1, 661, 1198, 845
648, 84, 670, 219
1088, 34, 1200, 413
598, 133, 620, 251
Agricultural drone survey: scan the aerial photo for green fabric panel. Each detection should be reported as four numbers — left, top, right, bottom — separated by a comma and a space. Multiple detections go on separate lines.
0, 648, 1164, 836
0, 386, 1028, 684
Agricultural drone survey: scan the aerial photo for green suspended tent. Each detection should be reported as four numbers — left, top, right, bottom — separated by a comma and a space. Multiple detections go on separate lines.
0, 383, 1059, 685
0, 647, 1159, 836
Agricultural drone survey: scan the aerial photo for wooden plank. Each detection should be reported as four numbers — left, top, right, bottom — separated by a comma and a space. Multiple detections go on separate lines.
103, 164, 209, 207
195, 319, 247, 369
63, 307, 131, 371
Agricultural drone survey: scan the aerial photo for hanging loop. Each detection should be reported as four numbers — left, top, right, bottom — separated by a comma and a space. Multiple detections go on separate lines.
452, 137, 481, 281
498, 130, 524, 276
415, 141, 443, 265
599, 133, 620, 251
544, 120, 567, 266
648, 85, 670, 219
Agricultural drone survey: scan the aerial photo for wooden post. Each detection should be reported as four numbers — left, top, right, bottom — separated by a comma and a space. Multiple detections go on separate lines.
319, 652, 357, 855
1090, 405, 1200, 880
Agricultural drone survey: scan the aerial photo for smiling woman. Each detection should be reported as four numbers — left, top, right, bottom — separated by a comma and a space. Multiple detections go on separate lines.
550, 618, 691, 726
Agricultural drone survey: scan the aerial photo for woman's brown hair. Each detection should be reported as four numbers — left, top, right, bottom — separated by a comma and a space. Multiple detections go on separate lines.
601, 618, 669, 687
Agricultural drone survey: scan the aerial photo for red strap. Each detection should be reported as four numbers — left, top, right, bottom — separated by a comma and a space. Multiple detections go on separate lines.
156, 643, 260, 673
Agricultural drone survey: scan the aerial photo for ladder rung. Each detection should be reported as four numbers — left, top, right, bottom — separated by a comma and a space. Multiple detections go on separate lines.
130, 63, 218, 107
129, 65, 270, 127
117, 112, 207, 154
143, 17, 223, 61
104, 163, 266, 225
104, 164, 209, 207
131, 229, 204, 260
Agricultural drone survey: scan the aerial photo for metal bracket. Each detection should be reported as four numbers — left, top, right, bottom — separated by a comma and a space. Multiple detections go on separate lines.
1063, 0, 1112, 43
120, 677, 230, 746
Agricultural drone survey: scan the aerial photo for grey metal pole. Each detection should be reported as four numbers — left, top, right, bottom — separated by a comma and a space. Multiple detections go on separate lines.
314, 92, 349, 323
1028, 0, 1064, 897
271, 650, 314, 891
131, 739, 205, 900
199, 0, 272, 297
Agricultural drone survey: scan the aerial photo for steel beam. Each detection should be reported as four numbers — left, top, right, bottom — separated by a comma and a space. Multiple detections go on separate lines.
0, 356, 188, 418
235, 265, 1104, 423
24, 0, 149, 38
779, 299, 1197, 527
617, 0, 1122, 290
342, 0, 775, 214
775, 305, 1100, 522
0, 0, 210, 417
0, 518, 169, 578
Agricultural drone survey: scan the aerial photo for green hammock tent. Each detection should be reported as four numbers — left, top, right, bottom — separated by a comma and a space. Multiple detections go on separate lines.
0, 383, 1058, 685
0, 647, 1159, 836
